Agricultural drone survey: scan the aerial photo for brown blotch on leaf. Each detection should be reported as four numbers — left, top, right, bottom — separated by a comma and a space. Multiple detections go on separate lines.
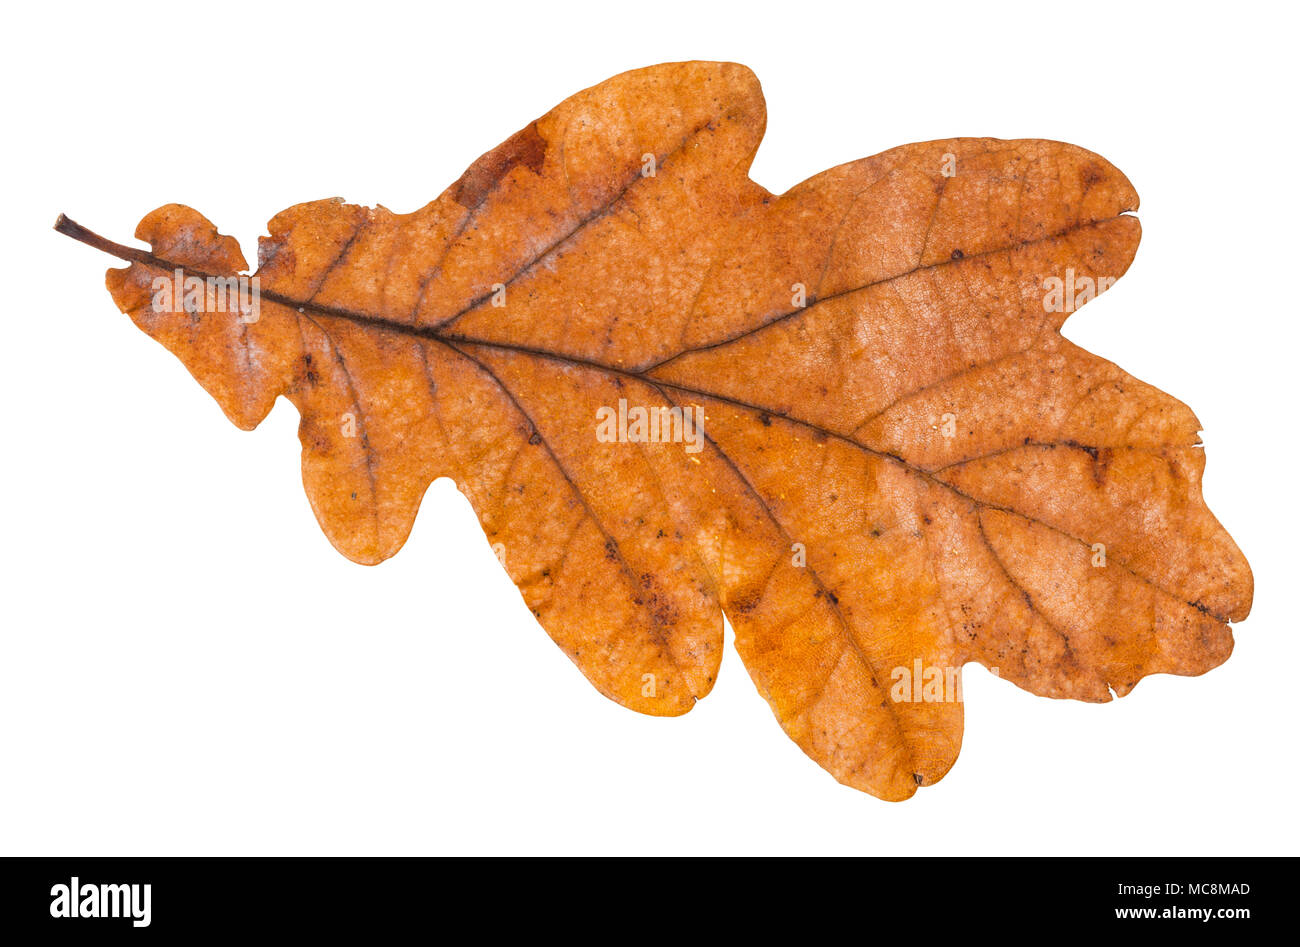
450, 121, 548, 209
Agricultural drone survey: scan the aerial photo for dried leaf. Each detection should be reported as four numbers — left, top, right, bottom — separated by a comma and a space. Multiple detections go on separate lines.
57, 61, 1252, 800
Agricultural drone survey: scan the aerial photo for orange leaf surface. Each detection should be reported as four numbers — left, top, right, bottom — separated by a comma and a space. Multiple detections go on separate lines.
57, 61, 1252, 800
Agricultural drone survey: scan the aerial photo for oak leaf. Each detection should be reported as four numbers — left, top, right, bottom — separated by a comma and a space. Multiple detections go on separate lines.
57, 61, 1252, 800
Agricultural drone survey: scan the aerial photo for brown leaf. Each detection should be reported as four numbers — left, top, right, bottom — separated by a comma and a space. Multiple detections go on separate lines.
57, 61, 1252, 800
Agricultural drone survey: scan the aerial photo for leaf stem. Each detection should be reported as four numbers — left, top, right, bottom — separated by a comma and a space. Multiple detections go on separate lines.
53, 214, 157, 267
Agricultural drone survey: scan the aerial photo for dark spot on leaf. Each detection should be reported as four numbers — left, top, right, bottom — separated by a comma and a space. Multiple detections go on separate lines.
450, 121, 548, 209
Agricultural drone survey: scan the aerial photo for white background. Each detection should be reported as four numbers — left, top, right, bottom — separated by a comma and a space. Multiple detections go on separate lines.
3, 0, 1295, 855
